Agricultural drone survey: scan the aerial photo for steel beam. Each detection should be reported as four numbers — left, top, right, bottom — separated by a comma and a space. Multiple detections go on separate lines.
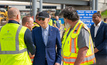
61, 4, 65, 9
92, 0, 95, 10
1, 0, 89, 6
39, 0, 43, 12
43, 0, 89, 5
32, 0, 37, 21
95, 0, 98, 10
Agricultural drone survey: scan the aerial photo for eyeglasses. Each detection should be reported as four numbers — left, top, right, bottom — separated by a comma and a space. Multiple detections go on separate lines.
38, 18, 45, 21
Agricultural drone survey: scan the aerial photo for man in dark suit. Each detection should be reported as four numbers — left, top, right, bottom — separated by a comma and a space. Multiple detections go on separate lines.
32, 12, 61, 65
90, 12, 107, 65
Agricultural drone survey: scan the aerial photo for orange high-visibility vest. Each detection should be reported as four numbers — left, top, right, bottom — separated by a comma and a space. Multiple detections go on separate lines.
30, 57, 34, 63
62, 20, 96, 65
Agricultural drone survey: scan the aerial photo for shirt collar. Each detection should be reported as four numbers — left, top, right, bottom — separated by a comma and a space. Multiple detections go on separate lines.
8, 20, 20, 24
41, 25, 49, 31
94, 21, 102, 27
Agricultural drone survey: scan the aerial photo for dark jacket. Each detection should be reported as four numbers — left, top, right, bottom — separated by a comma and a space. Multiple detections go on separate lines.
90, 21, 107, 55
32, 26, 61, 65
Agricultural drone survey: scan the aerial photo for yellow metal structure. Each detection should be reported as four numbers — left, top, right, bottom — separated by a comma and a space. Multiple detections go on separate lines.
0, 5, 9, 25
0, 11, 8, 23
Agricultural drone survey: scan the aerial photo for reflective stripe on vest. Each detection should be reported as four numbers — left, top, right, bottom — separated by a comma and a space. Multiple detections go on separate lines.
62, 54, 95, 63
70, 23, 82, 53
0, 28, 1, 31
0, 25, 27, 54
54, 20, 61, 25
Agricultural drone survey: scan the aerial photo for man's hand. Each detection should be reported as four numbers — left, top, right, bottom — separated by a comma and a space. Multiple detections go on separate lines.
55, 63, 60, 65
29, 52, 35, 58
94, 48, 99, 53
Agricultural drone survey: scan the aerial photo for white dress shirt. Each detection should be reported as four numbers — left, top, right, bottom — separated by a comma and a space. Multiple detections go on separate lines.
94, 21, 102, 37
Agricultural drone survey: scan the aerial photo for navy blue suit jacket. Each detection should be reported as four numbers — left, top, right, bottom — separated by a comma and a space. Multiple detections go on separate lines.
32, 26, 61, 65
90, 21, 107, 55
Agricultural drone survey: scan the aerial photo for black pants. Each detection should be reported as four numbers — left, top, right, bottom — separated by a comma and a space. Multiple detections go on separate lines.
95, 54, 107, 65
45, 58, 48, 65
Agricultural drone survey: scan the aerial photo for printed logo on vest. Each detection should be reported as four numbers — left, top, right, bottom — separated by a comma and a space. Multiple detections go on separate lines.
7, 30, 9, 33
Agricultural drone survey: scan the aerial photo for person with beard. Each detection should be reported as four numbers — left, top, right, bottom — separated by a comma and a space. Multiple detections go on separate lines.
61, 6, 96, 65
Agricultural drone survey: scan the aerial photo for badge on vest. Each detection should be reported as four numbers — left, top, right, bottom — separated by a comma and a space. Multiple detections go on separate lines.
7, 30, 9, 33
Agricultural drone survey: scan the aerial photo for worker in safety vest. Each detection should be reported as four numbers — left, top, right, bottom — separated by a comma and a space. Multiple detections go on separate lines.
33, 22, 40, 29
22, 16, 34, 31
48, 15, 53, 26
0, 7, 35, 65
53, 16, 61, 30
22, 16, 35, 63
32, 13, 40, 29
61, 7, 96, 65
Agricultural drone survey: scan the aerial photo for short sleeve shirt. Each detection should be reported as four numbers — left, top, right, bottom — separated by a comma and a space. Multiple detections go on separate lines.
78, 27, 89, 49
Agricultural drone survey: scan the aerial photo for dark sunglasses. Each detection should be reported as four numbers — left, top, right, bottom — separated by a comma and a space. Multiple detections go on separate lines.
38, 18, 45, 21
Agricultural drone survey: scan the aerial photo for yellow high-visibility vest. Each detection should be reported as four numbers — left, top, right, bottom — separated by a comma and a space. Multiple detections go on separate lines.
48, 19, 53, 26
62, 20, 96, 65
54, 20, 61, 25
33, 22, 40, 29
0, 23, 31, 65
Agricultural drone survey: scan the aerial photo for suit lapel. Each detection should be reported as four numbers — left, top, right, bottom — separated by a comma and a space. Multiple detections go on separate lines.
39, 27, 45, 45
47, 26, 52, 46
91, 25, 95, 38
96, 21, 104, 37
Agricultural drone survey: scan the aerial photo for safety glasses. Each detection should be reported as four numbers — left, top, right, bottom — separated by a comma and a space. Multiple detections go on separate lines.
38, 18, 45, 21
